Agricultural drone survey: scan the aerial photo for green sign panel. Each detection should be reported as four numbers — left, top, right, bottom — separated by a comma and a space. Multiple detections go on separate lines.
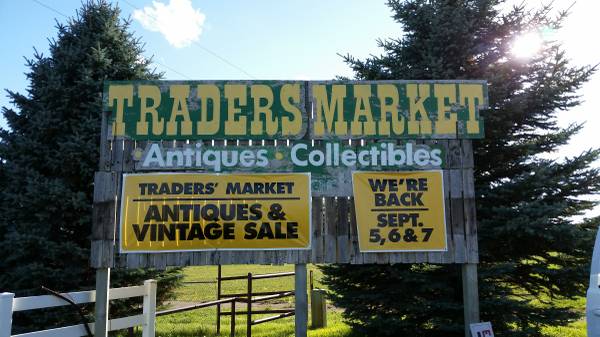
133, 141, 445, 196
103, 80, 488, 140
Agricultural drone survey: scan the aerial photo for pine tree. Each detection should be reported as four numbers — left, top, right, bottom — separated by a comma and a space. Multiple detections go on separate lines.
322, 1, 600, 336
0, 1, 180, 331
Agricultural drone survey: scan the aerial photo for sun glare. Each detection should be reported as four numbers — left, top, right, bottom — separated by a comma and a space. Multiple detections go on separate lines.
511, 31, 543, 59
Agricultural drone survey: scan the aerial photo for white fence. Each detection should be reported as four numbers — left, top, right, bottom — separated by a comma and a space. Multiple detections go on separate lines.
0, 280, 157, 337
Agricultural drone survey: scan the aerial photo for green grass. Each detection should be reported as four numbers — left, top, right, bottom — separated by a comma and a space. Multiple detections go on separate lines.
149, 308, 352, 337
119, 264, 588, 337
542, 319, 586, 337
539, 296, 586, 337
147, 264, 347, 337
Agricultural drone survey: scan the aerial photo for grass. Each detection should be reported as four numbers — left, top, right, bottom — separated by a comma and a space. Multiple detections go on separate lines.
150, 308, 352, 337
542, 320, 586, 337
540, 296, 586, 337
117, 264, 588, 337
146, 264, 348, 337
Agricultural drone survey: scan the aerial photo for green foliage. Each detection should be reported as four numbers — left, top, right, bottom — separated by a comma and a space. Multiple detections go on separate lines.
0, 0, 182, 332
322, 1, 600, 336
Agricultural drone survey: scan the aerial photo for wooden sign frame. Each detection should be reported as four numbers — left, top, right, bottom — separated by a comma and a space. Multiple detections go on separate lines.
91, 81, 479, 269
91, 80, 482, 337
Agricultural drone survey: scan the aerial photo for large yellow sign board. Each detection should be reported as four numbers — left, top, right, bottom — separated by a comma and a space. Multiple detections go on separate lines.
120, 173, 311, 252
352, 171, 447, 252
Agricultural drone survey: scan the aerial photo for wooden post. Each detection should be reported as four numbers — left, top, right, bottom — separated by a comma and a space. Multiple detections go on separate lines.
310, 289, 327, 328
295, 263, 308, 337
230, 299, 236, 337
217, 265, 222, 334
0, 292, 14, 337
246, 272, 252, 337
142, 279, 157, 337
94, 268, 111, 337
462, 263, 479, 337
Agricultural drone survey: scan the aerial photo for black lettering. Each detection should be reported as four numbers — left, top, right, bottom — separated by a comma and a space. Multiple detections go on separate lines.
187, 223, 205, 240
287, 222, 298, 238
422, 228, 433, 242
205, 183, 215, 194
286, 182, 294, 193
150, 223, 157, 241
412, 192, 424, 206
223, 223, 235, 239
144, 205, 162, 222
244, 222, 257, 239
418, 178, 428, 191
264, 183, 274, 194
226, 182, 241, 194
374, 193, 386, 206
388, 193, 400, 206
162, 204, 178, 221
398, 213, 409, 226
237, 204, 249, 220
180, 204, 193, 221
257, 222, 275, 239
132, 224, 149, 241
193, 183, 204, 194
249, 204, 262, 220
274, 222, 286, 239
158, 223, 176, 241
177, 223, 189, 239
172, 183, 183, 194
406, 179, 418, 191
377, 213, 387, 227
201, 204, 219, 221
220, 204, 235, 221
158, 183, 170, 194
205, 222, 222, 239
388, 214, 399, 227
193, 204, 201, 221
255, 182, 265, 194
368, 179, 387, 192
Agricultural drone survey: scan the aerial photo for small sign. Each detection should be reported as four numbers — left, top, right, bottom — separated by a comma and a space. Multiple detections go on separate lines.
352, 171, 447, 252
470, 322, 494, 337
119, 172, 311, 252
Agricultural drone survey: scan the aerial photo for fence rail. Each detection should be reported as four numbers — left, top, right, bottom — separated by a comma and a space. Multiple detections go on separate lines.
216, 265, 296, 337
0, 280, 156, 337
156, 297, 237, 337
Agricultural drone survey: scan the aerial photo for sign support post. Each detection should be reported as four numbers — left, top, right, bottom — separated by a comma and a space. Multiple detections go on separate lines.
94, 267, 111, 337
462, 263, 480, 337
295, 263, 308, 337
94, 108, 111, 337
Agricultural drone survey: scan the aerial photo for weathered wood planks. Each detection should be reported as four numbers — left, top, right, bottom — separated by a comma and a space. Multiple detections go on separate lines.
91, 93, 479, 268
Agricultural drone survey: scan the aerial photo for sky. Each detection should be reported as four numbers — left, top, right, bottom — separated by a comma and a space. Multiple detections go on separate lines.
1, 0, 599, 217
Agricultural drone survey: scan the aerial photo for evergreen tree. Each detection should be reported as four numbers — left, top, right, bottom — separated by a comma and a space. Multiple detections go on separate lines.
0, 1, 180, 331
322, 1, 600, 336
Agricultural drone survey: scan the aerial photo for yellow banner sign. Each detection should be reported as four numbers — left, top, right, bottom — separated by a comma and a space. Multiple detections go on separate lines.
352, 171, 447, 252
119, 172, 311, 252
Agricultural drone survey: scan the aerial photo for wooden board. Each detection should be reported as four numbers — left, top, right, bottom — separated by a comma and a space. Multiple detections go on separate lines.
91, 88, 479, 268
